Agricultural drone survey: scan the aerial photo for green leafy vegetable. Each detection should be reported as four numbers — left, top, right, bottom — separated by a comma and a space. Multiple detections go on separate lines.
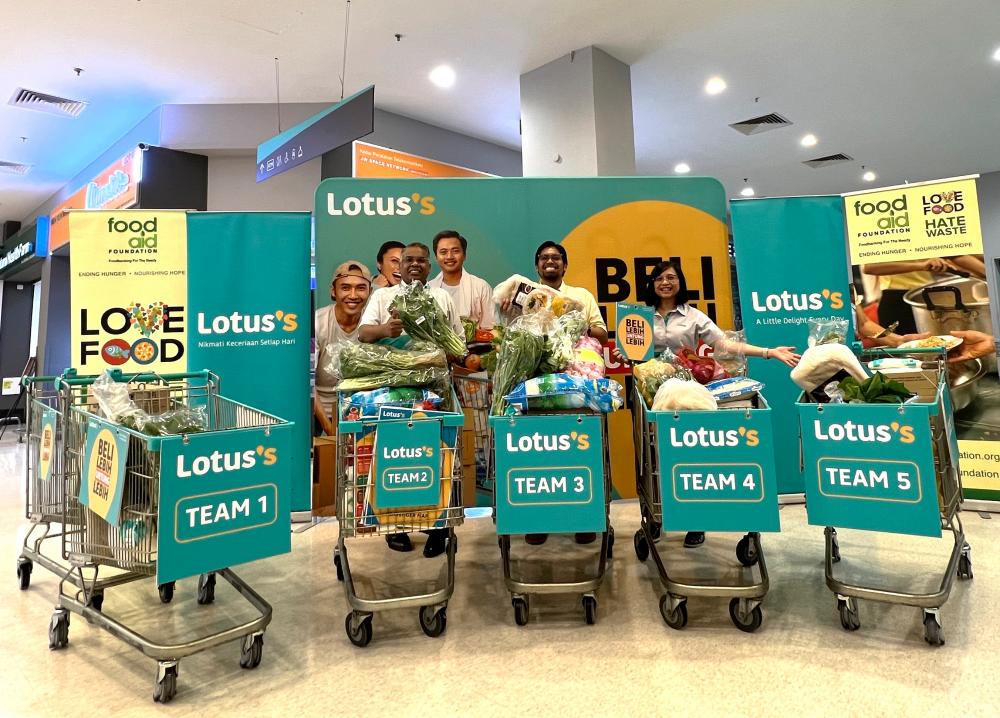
461, 316, 477, 343
838, 372, 913, 404
389, 283, 467, 357
339, 367, 451, 397
337, 341, 446, 379
490, 323, 544, 415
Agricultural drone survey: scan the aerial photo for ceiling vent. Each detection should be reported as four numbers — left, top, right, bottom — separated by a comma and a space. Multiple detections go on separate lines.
803, 153, 854, 169
729, 113, 792, 136
0, 160, 32, 175
8, 87, 87, 118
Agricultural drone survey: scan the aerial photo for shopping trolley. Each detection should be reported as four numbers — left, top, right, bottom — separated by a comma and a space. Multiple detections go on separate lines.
50, 370, 286, 703
453, 370, 494, 497
333, 390, 465, 647
490, 409, 614, 626
631, 384, 776, 631
796, 348, 972, 646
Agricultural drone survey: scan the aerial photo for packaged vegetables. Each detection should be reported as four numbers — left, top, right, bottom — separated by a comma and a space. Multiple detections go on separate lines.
90, 370, 208, 435
489, 313, 546, 414
651, 378, 718, 412
333, 340, 451, 396
504, 373, 623, 413
837, 372, 913, 404
633, 357, 692, 407
791, 343, 868, 394
342, 387, 444, 420
389, 281, 467, 357
674, 346, 727, 385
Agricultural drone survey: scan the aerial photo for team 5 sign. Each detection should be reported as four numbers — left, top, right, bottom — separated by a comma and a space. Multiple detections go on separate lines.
491, 415, 607, 535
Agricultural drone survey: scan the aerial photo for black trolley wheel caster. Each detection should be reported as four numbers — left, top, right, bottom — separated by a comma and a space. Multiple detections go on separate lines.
240, 633, 264, 669
334, 553, 344, 582
153, 663, 178, 704
158, 581, 175, 604
736, 533, 759, 567
729, 598, 763, 633
17, 557, 32, 590
607, 527, 615, 559
48, 609, 70, 650
660, 595, 688, 630
923, 612, 945, 647
838, 598, 860, 631
829, 528, 841, 563
87, 591, 104, 612
345, 612, 373, 647
419, 605, 448, 638
512, 597, 529, 626
583, 595, 597, 625
957, 545, 973, 580
633, 530, 649, 562
197, 573, 217, 605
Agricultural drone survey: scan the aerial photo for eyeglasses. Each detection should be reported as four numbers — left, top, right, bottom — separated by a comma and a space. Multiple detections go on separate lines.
538, 253, 564, 262
654, 276, 679, 284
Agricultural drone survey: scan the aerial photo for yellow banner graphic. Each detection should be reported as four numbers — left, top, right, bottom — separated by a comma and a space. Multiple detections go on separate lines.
69, 210, 188, 373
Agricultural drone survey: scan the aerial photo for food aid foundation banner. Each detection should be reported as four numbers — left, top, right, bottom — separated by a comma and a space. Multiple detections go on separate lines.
731, 197, 853, 495
844, 176, 1000, 503
314, 177, 732, 500
69, 210, 188, 374
185, 213, 312, 512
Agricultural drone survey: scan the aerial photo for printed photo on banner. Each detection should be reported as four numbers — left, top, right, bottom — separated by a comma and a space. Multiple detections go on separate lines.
844, 176, 999, 499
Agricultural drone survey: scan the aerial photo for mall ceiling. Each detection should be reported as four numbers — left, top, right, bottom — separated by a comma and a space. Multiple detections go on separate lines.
2, 0, 1000, 223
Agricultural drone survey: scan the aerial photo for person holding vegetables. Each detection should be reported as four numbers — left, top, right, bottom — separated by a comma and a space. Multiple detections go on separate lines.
358, 242, 462, 557
428, 230, 496, 330
644, 259, 800, 548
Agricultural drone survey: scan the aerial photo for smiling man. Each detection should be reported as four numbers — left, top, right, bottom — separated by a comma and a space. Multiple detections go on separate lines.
428, 230, 495, 329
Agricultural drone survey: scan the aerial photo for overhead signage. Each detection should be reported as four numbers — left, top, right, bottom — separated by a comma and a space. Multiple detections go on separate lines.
0, 240, 33, 273
256, 85, 374, 183
353, 141, 495, 179
50, 147, 142, 250
614, 302, 654, 362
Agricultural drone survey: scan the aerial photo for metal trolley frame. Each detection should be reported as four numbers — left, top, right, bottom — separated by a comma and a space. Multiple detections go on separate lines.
803, 349, 972, 647
453, 371, 494, 497
631, 384, 769, 632
493, 409, 615, 626
49, 370, 280, 703
333, 391, 465, 647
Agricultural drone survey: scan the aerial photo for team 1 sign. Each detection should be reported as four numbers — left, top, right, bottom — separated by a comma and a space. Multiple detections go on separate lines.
491, 414, 607, 535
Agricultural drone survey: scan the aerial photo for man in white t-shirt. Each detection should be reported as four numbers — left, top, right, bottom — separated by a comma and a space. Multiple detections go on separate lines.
427, 230, 495, 330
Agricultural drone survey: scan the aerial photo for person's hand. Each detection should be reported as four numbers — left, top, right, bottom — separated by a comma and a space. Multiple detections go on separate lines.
948, 330, 995, 363
924, 258, 949, 273
383, 317, 403, 338
610, 345, 626, 365
769, 346, 801, 368
884, 331, 930, 348
500, 297, 512, 313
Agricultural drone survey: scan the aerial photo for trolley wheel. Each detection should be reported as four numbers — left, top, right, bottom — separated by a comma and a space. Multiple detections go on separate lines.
607, 527, 614, 559
239, 633, 264, 669
197, 572, 216, 605
649, 521, 662, 541
583, 595, 597, 625
334, 552, 344, 582
838, 598, 860, 632
87, 591, 104, 613
923, 612, 945, 647
345, 612, 373, 648
153, 663, 178, 704
512, 597, 529, 626
419, 606, 448, 638
17, 557, 32, 590
736, 534, 759, 567
48, 609, 69, 650
660, 595, 688, 630
729, 598, 764, 633
830, 530, 841, 563
157, 581, 175, 604
633, 530, 649, 562
957, 545, 973, 580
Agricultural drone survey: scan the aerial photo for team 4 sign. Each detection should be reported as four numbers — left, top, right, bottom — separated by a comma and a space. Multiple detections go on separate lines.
491, 414, 607, 535
797, 402, 942, 537
157, 426, 292, 584
654, 402, 779, 532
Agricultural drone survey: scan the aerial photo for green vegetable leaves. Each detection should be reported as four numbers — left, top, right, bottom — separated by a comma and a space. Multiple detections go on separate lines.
838, 372, 913, 404
389, 283, 467, 357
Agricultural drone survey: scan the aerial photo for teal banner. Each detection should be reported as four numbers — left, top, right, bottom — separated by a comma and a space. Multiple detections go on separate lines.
186, 213, 312, 511
653, 402, 780, 532
731, 197, 853, 494
78, 415, 129, 526
491, 414, 607, 535
372, 420, 441, 510
157, 425, 292, 584
797, 400, 941, 537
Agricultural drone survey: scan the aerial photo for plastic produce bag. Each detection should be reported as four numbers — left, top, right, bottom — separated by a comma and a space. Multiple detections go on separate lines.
538, 310, 589, 374
673, 346, 727, 385
651, 378, 718, 411
791, 343, 869, 396
566, 336, 606, 379
338, 367, 451, 396
388, 281, 466, 356
490, 312, 546, 414
808, 317, 850, 347
504, 373, 624, 414
342, 387, 444, 420
91, 371, 139, 423
633, 357, 693, 407
333, 340, 446, 380
713, 330, 747, 377
91, 371, 207, 435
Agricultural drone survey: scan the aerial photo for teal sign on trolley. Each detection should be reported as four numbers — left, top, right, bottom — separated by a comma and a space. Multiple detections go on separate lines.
797, 400, 941, 537
372, 420, 441, 510
157, 425, 292, 584
491, 414, 606, 535
653, 399, 780, 532
38, 407, 58, 484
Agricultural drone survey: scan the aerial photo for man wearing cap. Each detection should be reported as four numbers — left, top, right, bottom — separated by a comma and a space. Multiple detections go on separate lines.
314, 261, 372, 435
427, 230, 495, 329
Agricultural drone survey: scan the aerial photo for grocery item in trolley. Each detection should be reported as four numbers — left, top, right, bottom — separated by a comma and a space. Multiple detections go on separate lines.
389, 281, 467, 357
342, 387, 444, 420
791, 343, 869, 399
706, 377, 764, 406
632, 356, 692, 407
90, 370, 209, 436
565, 335, 606, 379
651, 378, 718, 411
503, 373, 623, 413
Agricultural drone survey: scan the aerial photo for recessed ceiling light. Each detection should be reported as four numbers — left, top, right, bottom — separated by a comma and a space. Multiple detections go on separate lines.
705, 76, 727, 95
993, 47, 1000, 62
740, 186, 755, 197
800, 133, 818, 147
429, 65, 456, 89
863, 170, 876, 182
674, 162, 691, 174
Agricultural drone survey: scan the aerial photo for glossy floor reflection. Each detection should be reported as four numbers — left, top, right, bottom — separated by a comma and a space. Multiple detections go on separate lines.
2, 433, 1000, 717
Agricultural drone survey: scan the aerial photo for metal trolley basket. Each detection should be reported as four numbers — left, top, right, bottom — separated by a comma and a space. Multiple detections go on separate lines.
491, 408, 614, 626
453, 371, 494, 497
333, 389, 465, 647
796, 348, 972, 647
51, 370, 283, 703
631, 384, 772, 632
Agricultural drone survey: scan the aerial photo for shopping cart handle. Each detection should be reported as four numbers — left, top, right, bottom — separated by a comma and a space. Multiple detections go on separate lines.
55, 368, 217, 389
21, 375, 61, 387
338, 413, 465, 435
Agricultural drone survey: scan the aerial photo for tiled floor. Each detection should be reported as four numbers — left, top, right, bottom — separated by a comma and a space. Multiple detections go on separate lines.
2, 433, 999, 717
